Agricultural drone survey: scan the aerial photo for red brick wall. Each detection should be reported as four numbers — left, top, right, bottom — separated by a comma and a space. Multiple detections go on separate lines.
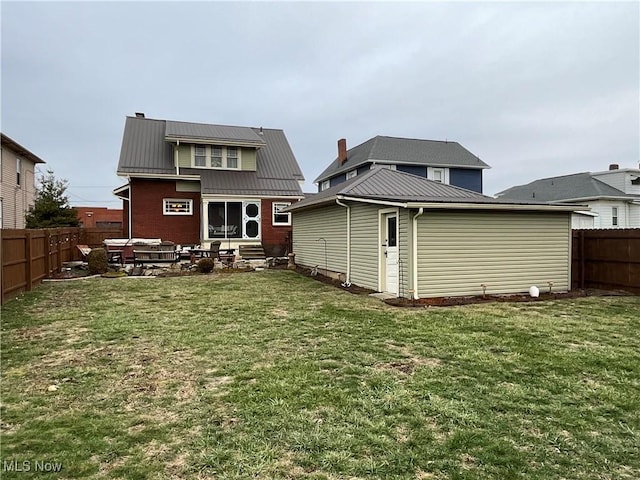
131, 178, 201, 244
123, 199, 130, 238
75, 207, 123, 228
261, 199, 294, 257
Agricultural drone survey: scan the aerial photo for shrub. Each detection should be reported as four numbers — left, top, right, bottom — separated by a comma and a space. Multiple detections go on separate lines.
196, 257, 215, 274
87, 248, 109, 275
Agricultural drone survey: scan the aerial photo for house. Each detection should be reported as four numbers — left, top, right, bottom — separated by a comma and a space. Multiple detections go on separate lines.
1, 133, 46, 229
286, 168, 579, 299
114, 114, 305, 256
496, 164, 640, 229
75, 207, 123, 229
314, 136, 490, 193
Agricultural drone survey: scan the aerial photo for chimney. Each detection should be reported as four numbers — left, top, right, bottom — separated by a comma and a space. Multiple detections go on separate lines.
338, 138, 347, 165
135, 112, 145, 118
609, 163, 619, 170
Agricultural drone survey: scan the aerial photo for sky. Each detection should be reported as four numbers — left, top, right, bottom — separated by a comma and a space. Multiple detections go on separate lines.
1, 1, 639, 207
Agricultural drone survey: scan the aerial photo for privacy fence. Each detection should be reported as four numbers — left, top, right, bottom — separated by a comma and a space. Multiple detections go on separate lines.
1, 227, 122, 304
572, 229, 640, 294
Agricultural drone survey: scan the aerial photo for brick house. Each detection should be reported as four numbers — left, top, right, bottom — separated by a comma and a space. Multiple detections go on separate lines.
113, 114, 305, 256
1, 133, 46, 229
75, 207, 123, 229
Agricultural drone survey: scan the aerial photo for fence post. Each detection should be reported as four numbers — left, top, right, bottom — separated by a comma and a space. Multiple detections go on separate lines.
44, 230, 51, 277
25, 230, 33, 292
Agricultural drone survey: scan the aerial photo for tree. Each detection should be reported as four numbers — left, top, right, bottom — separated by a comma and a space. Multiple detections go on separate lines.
25, 169, 80, 228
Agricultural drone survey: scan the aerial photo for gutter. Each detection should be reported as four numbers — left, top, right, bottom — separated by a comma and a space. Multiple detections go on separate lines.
335, 199, 351, 285
412, 208, 424, 299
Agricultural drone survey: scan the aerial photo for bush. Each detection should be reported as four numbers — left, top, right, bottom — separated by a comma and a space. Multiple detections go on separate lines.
196, 257, 215, 274
87, 248, 109, 275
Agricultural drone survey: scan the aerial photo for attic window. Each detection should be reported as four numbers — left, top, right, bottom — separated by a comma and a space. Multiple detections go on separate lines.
192, 145, 240, 169
346, 170, 357, 180
631, 176, 640, 185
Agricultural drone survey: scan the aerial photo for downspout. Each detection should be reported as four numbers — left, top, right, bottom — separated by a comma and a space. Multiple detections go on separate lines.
127, 175, 132, 239
412, 208, 424, 299
175, 140, 180, 175
335, 198, 351, 285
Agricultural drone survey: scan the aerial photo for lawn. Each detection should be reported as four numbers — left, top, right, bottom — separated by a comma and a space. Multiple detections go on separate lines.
1, 270, 639, 479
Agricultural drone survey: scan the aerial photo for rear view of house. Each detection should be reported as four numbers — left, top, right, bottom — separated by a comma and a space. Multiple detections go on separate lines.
114, 114, 305, 256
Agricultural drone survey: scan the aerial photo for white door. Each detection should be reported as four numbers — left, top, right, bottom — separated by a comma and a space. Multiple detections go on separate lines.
384, 214, 398, 295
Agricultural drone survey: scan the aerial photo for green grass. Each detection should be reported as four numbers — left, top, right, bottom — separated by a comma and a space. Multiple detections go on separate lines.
1, 271, 639, 479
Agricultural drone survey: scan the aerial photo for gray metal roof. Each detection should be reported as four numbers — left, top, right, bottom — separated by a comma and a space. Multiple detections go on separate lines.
496, 172, 634, 202
165, 120, 266, 146
288, 168, 554, 211
314, 135, 490, 183
117, 116, 304, 197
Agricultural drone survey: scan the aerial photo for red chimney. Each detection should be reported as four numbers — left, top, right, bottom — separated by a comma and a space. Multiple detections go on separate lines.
338, 138, 347, 165
609, 164, 619, 170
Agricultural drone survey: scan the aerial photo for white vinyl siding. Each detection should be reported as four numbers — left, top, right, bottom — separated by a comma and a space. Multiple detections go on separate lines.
292, 205, 347, 274
416, 211, 571, 298
349, 203, 380, 290
587, 200, 630, 228
398, 210, 411, 297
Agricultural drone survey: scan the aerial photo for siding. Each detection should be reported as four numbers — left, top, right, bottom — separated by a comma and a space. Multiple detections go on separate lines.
1, 145, 38, 229
292, 205, 347, 274
589, 200, 630, 228
350, 203, 380, 290
177, 144, 191, 167
417, 211, 571, 298
449, 168, 483, 193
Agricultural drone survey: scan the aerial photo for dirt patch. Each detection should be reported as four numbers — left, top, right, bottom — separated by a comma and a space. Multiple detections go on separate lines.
294, 266, 376, 295
383, 288, 634, 308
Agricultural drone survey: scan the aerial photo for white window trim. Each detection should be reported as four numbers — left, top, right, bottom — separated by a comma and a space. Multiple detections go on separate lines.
16, 157, 22, 187
321, 180, 330, 191
163, 198, 193, 215
612, 206, 619, 226
272, 202, 291, 226
427, 167, 450, 184
203, 199, 262, 240
191, 145, 241, 170
346, 170, 358, 180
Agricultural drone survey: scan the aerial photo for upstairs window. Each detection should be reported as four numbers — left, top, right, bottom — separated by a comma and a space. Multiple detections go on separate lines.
346, 170, 357, 180
321, 180, 330, 191
612, 207, 618, 226
272, 202, 291, 226
16, 157, 22, 186
192, 145, 241, 169
427, 167, 450, 184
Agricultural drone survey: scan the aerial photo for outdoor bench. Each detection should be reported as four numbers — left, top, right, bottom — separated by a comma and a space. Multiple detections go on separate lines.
133, 249, 180, 267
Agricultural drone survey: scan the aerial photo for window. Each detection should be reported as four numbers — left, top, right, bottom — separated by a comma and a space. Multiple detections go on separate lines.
16, 157, 22, 186
227, 147, 238, 168
194, 146, 206, 167
211, 146, 222, 168
163, 199, 193, 215
612, 207, 618, 226
273, 202, 291, 225
321, 180, 330, 191
346, 170, 357, 180
207, 201, 261, 239
427, 167, 449, 184
192, 145, 240, 169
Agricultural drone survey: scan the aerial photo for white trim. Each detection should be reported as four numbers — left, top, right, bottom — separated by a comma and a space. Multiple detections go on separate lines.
412, 208, 424, 300
163, 198, 193, 215
190, 144, 242, 170
346, 169, 358, 180
378, 207, 399, 294
427, 166, 449, 184
120, 173, 200, 180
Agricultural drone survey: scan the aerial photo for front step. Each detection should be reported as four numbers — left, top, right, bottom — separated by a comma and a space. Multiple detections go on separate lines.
239, 244, 266, 259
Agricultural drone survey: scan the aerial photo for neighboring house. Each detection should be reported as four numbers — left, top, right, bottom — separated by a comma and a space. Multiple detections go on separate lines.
114, 114, 305, 256
314, 136, 490, 193
0, 133, 46, 229
75, 207, 123, 229
496, 164, 640, 229
286, 168, 578, 299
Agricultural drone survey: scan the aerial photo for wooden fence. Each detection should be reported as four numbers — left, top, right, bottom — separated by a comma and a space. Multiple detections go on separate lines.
572, 229, 640, 294
1, 227, 123, 304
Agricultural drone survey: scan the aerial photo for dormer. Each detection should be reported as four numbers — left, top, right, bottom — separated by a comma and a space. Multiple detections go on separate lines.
165, 120, 267, 172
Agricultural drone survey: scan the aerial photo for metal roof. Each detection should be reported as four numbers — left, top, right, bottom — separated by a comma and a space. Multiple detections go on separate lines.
165, 120, 266, 146
314, 135, 490, 183
1, 133, 46, 164
116, 116, 304, 197
288, 168, 563, 212
496, 172, 635, 202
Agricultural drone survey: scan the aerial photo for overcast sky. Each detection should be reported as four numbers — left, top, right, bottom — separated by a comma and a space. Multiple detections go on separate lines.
2, 1, 638, 207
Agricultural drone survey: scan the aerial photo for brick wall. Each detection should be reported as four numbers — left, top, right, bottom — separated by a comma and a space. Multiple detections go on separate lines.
75, 206, 123, 228
131, 178, 201, 244
261, 199, 294, 257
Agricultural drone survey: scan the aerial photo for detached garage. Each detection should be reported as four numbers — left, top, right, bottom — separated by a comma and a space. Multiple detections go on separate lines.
287, 168, 580, 298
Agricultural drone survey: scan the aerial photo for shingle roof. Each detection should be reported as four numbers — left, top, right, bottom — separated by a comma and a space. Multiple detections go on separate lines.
117, 116, 304, 197
288, 168, 551, 211
496, 172, 632, 202
314, 135, 490, 183
165, 120, 266, 147
1, 133, 46, 164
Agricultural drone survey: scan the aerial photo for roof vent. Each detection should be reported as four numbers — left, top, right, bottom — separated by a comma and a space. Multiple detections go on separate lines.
338, 138, 347, 165
609, 163, 619, 170
135, 112, 145, 118
259, 126, 263, 135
